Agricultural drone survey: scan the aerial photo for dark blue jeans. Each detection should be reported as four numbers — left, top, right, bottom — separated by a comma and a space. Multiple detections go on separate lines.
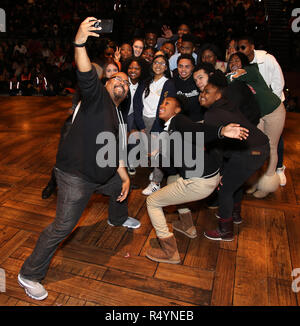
20, 168, 128, 281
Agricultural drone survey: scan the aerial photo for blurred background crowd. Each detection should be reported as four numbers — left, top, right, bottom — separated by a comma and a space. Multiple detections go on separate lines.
0, 0, 299, 110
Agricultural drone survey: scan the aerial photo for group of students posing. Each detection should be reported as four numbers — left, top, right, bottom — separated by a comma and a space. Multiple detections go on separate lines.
43, 29, 287, 263
101, 34, 286, 263
17, 19, 288, 301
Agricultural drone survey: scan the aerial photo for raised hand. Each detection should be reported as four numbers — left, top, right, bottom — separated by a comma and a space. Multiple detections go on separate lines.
74, 17, 102, 44
114, 46, 121, 62
161, 25, 173, 39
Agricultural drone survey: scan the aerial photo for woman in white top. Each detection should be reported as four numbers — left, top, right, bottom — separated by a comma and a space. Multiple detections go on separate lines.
133, 54, 176, 195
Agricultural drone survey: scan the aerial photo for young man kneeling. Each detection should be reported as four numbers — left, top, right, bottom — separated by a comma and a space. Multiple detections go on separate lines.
145, 96, 249, 264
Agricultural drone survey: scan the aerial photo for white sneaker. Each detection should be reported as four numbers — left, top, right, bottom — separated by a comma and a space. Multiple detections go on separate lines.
142, 182, 160, 195
276, 165, 287, 186
108, 216, 141, 229
18, 274, 48, 301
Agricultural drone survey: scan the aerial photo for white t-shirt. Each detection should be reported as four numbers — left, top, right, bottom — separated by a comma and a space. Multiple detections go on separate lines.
143, 76, 167, 118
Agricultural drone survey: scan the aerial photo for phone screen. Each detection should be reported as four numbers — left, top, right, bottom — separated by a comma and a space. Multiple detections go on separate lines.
94, 19, 114, 34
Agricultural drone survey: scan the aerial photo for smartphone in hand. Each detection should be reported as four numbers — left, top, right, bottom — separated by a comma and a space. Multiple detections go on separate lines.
93, 19, 114, 34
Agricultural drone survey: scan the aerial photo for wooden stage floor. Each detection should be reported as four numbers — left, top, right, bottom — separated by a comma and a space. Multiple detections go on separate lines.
0, 96, 299, 307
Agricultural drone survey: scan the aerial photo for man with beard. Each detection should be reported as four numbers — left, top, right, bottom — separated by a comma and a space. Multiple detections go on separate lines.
18, 17, 140, 301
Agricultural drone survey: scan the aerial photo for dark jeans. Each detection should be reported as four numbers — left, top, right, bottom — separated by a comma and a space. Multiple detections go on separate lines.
218, 144, 270, 219
20, 168, 128, 282
277, 135, 284, 169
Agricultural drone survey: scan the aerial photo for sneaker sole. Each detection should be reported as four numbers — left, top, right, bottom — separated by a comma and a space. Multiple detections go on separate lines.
142, 189, 160, 196
204, 233, 234, 242
18, 275, 48, 301
145, 253, 181, 264
123, 223, 141, 229
107, 221, 141, 229
233, 220, 243, 225
172, 225, 197, 239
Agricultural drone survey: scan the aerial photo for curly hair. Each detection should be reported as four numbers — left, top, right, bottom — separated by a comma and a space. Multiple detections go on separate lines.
226, 52, 250, 73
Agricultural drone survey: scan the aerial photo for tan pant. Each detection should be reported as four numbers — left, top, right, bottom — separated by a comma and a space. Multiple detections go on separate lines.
257, 102, 286, 176
146, 173, 220, 238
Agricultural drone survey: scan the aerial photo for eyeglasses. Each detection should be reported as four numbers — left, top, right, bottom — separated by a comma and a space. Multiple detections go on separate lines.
180, 46, 193, 51
110, 76, 131, 86
153, 61, 167, 66
236, 45, 246, 51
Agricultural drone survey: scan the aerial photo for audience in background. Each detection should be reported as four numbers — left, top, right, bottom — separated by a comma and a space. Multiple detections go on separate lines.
0, 0, 298, 114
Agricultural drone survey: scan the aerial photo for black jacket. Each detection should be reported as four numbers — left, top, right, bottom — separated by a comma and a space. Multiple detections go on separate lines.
223, 80, 261, 126
159, 113, 225, 179
172, 73, 205, 122
204, 98, 269, 155
56, 66, 120, 184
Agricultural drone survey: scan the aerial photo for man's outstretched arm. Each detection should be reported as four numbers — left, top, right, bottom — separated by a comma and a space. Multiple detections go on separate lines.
74, 17, 101, 72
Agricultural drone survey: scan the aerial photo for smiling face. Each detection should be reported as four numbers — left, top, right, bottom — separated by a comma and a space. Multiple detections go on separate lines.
127, 61, 141, 84
158, 97, 181, 121
152, 56, 167, 77
105, 72, 130, 104
105, 63, 119, 79
141, 48, 155, 63
145, 32, 157, 48
132, 40, 144, 57
199, 83, 222, 108
228, 54, 242, 72
160, 42, 175, 58
193, 69, 209, 92
177, 58, 194, 80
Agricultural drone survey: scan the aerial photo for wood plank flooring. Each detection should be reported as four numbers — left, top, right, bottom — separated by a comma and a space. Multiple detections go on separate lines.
0, 96, 299, 307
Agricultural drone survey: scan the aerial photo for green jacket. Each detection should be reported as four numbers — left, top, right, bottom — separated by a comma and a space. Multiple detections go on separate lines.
227, 64, 281, 117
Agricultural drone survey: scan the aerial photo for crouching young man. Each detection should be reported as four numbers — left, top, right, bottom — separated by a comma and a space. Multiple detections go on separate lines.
145, 96, 249, 264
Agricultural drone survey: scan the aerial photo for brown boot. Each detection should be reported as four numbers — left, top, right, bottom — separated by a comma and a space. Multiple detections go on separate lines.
146, 234, 181, 264
172, 211, 197, 238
